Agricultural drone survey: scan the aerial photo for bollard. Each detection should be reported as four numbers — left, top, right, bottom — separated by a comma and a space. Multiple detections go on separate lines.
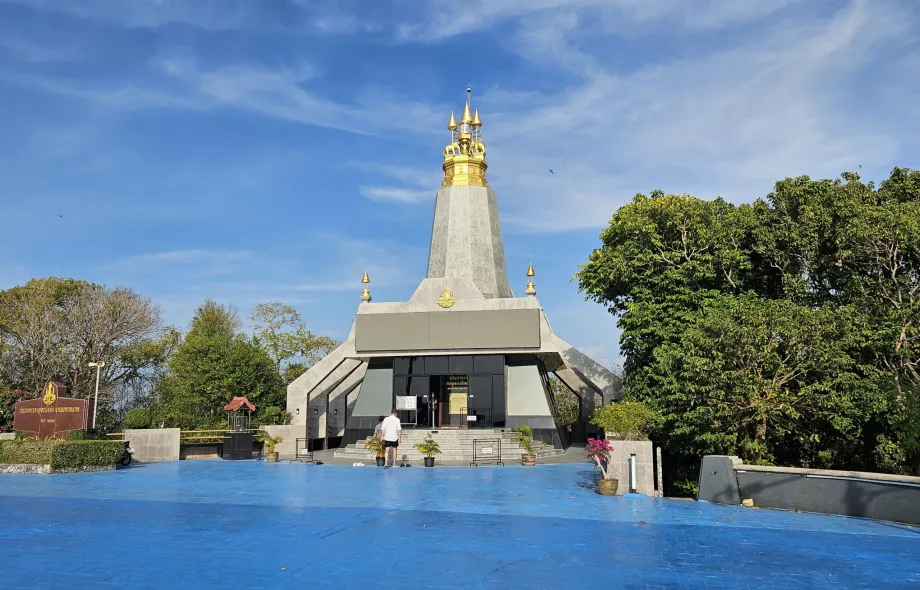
629, 454, 637, 494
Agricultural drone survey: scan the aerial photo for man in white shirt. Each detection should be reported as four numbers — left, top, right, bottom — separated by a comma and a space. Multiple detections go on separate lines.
380, 410, 402, 468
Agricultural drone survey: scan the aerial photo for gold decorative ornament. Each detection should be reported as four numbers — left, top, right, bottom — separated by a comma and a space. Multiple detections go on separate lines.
437, 287, 456, 308
525, 263, 536, 296
43, 382, 57, 406
360, 271, 372, 302
442, 86, 488, 188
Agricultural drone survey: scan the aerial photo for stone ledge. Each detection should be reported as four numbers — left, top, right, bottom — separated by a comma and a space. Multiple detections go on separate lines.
736, 463, 920, 485
0, 464, 116, 474
0, 464, 51, 474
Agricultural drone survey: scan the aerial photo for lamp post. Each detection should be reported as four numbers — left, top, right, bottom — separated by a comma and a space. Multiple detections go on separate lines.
88, 361, 105, 430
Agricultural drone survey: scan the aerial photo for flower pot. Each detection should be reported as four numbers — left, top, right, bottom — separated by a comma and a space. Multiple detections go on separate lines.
266, 452, 279, 463
376, 456, 386, 467
521, 454, 536, 467
597, 477, 618, 496
424, 457, 435, 467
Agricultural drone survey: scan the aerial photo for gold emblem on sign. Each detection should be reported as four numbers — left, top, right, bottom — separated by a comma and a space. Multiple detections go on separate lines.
437, 287, 456, 308
43, 382, 57, 406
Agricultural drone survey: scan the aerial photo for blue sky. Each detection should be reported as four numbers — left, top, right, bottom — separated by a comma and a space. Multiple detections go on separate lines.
1, 0, 918, 369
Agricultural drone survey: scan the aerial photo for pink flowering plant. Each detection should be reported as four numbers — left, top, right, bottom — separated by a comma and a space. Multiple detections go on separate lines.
586, 438, 615, 479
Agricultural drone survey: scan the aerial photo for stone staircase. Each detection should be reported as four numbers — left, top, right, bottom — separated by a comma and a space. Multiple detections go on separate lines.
333, 428, 565, 464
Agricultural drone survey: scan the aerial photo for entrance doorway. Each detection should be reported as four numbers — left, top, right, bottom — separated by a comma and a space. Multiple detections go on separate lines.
431, 375, 468, 428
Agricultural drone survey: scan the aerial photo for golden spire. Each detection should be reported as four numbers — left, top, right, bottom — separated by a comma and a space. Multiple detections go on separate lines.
525, 263, 536, 296
442, 86, 488, 188
360, 271, 371, 302
461, 102, 473, 124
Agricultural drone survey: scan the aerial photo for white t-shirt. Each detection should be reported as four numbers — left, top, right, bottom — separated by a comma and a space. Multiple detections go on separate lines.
381, 415, 402, 441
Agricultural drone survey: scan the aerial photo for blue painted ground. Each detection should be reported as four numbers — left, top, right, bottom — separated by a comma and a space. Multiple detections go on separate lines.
1, 461, 918, 589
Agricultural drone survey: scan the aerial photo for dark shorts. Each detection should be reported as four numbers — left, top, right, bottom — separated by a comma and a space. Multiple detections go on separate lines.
384, 440, 399, 449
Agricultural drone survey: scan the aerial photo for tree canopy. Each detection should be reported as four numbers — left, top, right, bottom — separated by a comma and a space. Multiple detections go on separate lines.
577, 168, 920, 491
151, 300, 285, 429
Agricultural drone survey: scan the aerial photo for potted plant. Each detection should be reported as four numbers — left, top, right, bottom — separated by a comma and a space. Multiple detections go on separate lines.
587, 437, 617, 495
363, 434, 386, 466
257, 432, 283, 463
414, 433, 441, 467
515, 425, 536, 466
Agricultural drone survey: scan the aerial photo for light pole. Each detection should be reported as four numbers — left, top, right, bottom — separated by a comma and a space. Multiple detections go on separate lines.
88, 361, 105, 430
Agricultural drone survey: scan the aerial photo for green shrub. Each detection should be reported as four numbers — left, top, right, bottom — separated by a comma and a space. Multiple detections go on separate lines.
67, 429, 108, 441
123, 408, 152, 429
591, 401, 660, 440
50, 441, 124, 470
0, 440, 123, 470
0, 440, 57, 464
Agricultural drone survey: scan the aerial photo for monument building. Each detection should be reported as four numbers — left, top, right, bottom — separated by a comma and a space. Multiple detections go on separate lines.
287, 88, 620, 450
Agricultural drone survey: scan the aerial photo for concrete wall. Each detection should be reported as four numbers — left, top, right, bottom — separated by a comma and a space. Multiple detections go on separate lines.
354, 309, 540, 352
605, 439, 655, 496
260, 425, 306, 460
697, 455, 920, 526
125, 428, 180, 463
506, 363, 552, 417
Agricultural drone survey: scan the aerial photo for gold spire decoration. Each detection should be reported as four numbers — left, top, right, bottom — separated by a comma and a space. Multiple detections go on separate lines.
525, 264, 536, 296
360, 270, 372, 303
442, 86, 488, 188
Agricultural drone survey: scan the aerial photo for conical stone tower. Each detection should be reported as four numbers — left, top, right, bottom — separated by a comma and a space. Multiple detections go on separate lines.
426, 87, 511, 299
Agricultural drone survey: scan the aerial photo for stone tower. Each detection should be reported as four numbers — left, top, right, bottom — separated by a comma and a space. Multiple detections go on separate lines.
426, 87, 512, 299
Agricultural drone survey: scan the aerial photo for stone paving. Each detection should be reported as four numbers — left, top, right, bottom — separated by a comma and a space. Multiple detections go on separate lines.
1, 461, 918, 589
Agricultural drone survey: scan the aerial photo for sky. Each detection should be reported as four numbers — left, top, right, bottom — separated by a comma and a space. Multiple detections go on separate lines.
1, 0, 918, 369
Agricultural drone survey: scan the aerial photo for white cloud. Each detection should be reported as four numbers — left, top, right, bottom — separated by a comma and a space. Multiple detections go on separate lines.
359, 186, 430, 203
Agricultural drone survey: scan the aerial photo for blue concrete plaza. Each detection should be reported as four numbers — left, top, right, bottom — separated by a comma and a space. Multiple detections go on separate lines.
1, 461, 918, 589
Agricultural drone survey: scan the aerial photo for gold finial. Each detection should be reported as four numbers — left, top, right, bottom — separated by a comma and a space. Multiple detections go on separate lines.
526, 263, 535, 277
461, 101, 473, 124
442, 87, 488, 188
525, 279, 536, 296
360, 270, 371, 302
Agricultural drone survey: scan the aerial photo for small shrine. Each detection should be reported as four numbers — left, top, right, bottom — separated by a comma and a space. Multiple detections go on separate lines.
222, 396, 255, 460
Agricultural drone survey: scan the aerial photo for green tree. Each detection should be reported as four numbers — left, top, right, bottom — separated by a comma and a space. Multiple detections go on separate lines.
0, 277, 171, 420
577, 168, 920, 492
250, 302, 337, 380
548, 375, 579, 430
152, 300, 284, 429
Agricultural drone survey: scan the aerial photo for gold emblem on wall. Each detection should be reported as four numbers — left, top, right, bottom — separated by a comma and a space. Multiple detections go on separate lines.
42, 382, 57, 406
437, 287, 456, 308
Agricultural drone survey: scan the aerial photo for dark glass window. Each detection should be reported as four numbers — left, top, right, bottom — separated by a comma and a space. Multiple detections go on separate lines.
473, 355, 503, 374
409, 376, 429, 397
448, 355, 473, 374
393, 375, 408, 396
425, 355, 449, 375
393, 357, 410, 375
492, 374, 506, 424
411, 357, 425, 374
